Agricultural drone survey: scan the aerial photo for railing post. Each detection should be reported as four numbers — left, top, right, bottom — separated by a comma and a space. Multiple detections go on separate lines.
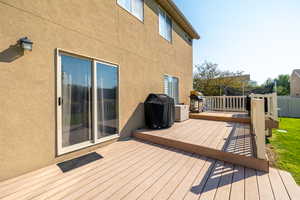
251, 99, 266, 159
272, 92, 278, 120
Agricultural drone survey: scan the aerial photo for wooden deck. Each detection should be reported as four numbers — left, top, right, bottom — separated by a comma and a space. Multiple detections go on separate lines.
190, 111, 250, 124
135, 119, 269, 171
0, 139, 298, 200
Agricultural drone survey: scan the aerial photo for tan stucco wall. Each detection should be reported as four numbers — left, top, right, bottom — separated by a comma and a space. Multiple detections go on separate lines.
291, 72, 300, 97
0, 0, 193, 181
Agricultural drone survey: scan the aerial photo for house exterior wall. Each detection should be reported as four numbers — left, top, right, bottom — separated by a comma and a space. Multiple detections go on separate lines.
290, 71, 300, 97
0, 0, 193, 181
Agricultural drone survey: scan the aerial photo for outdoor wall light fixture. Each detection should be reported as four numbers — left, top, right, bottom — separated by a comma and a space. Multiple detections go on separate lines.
19, 37, 33, 51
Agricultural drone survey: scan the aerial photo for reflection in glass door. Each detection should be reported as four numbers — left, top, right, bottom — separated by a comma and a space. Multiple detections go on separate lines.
96, 62, 118, 139
61, 54, 92, 147
57, 51, 119, 155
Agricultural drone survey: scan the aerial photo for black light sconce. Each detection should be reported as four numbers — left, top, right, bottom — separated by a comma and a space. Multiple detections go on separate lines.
18, 37, 33, 51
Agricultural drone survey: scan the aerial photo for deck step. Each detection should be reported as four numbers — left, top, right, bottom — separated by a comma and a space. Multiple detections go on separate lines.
134, 130, 269, 172
189, 112, 251, 123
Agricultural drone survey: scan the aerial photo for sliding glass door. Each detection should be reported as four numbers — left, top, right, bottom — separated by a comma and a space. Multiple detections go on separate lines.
96, 62, 118, 139
61, 54, 92, 147
57, 50, 119, 155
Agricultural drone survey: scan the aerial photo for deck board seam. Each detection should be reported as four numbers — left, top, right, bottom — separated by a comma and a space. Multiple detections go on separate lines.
0, 144, 151, 199
0, 140, 146, 194
197, 123, 224, 147
197, 160, 218, 199
181, 121, 216, 144
227, 164, 235, 200
255, 170, 262, 200
137, 153, 195, 200
26, 145, 158, 200
85, 147, 177, 200
163, 154, 200, 200
119, 150, 187, 200
276, 169, 292, 200
61, 146, 171, 200
181, 157, 209, 200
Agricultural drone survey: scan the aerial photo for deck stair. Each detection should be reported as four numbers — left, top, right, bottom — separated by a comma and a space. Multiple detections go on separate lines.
189, 111, 251, 123
134, 117, 269, 172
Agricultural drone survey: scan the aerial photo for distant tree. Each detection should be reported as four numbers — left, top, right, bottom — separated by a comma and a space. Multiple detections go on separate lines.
260, 74, 290, 95
193, 61, 246, 96
275, 74, 290, 96
263, 78, 274, 88
248, 80, 258, 87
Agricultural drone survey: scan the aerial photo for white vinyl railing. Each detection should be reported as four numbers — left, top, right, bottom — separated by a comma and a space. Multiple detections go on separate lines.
205, 96, 246, 112
251, 98, 266, 159
249, 93, 278, 120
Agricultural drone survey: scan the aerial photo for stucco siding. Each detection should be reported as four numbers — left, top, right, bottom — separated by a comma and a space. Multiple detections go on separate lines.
0, 0, 193, 181
290, 71, 300, 97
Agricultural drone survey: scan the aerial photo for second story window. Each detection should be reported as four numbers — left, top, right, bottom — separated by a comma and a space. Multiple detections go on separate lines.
117, 0, 144, 21
159, 8, 172, 42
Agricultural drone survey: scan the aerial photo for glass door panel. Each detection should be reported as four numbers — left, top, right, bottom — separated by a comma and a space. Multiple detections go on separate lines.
96, 62, 118, 139
61, 54, 92, 147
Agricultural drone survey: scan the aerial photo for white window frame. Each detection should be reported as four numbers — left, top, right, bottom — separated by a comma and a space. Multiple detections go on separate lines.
117, 0, 144, 21
56, 49, 120, 156
164, 74, 179, 104
158, 7, 172, 42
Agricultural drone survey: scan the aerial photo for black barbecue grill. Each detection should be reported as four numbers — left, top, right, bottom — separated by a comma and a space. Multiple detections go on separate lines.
144, 94, 175, 129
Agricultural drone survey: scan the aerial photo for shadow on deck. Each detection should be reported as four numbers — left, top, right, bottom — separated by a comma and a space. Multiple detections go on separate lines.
1, 139, 297, 200
134, 113, 269, 172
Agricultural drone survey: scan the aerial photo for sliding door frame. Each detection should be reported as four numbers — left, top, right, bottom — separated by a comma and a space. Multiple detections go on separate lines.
56, 48, 120, 156
164, 74, 180, 104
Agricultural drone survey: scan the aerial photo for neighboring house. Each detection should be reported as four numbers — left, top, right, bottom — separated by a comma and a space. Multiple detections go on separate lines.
0, 0, 199, 181
290, 69, 300, 97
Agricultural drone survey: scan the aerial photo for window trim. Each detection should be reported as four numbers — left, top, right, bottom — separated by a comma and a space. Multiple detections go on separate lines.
158, 7, 173, 43
164, 74, 179, 104
56, 48, 120, 156
117, 0, 144, 22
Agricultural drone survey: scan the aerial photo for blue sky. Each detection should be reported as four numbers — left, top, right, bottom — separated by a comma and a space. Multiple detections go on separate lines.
173, 0, 300, 84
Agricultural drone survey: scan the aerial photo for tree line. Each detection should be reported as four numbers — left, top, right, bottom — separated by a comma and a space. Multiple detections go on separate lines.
193, 61, 290, 96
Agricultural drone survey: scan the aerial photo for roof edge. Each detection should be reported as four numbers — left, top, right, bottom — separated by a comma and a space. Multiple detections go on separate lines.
156, 0, 200, 40
293, 69, 300, 78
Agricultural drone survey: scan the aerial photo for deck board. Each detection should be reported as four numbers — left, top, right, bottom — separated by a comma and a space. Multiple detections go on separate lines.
167, 156, 206, 200
0, 139, 299, 200
230, 165, 245, 200
278, 170, 300, 200
6, 142, 153, 200
199, 161, 224, 200
152, 154, 198, 200
257, 170, 275, 200
245, 168, 259, 200
269, 167, 291, 200
213, 163, 234, 200
44, 144, 166, 200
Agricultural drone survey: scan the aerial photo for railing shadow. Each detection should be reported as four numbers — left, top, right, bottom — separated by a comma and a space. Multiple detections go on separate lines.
221, 122, 254, 157
130, 141, 259, 197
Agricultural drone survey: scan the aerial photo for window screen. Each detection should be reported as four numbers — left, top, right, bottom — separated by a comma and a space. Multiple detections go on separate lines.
164, 75, 179, 104
159, 8, 172, 42
117, 0, 144, 21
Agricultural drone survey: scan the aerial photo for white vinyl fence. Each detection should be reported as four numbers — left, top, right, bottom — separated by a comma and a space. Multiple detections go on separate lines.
277, 96, 300, 118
